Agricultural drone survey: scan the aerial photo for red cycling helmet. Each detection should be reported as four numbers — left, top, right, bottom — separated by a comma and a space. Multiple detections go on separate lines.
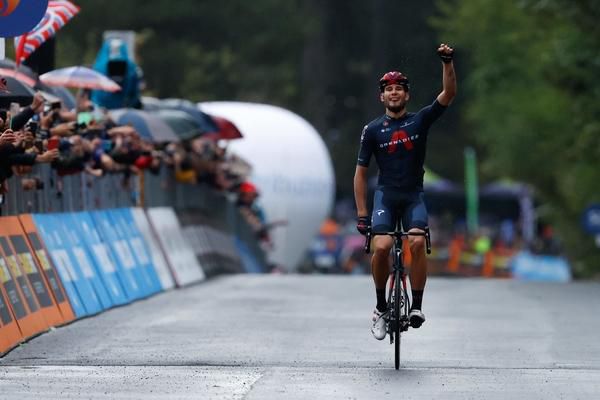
379, 71, 410, 92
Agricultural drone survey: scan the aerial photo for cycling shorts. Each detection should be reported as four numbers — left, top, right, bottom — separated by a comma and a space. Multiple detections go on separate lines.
371, 186, 428, 233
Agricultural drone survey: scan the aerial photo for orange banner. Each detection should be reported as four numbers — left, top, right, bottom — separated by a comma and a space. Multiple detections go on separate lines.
19, 215, 75, 324
0, 277, 23, 355
0, 217, 49, 339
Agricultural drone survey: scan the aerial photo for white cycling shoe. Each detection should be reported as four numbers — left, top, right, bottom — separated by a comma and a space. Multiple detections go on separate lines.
371, 309, 388, 340
409, 309, 426, 328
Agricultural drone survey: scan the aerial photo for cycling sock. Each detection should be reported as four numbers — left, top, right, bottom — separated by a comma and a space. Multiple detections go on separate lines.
376, 289, 387, 312
411, 290, 424, 310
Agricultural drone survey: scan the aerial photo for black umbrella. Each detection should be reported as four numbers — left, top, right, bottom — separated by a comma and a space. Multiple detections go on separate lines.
160, 98, 219, 133
0, 75, 35, 108
156, 109, 204, 141
108, 108, 181, 143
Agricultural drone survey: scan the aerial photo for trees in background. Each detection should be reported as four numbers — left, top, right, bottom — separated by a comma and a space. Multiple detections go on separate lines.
436, 0, 600, 276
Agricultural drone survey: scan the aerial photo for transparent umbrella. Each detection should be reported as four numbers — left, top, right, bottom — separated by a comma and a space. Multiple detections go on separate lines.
40, 66, 121, 92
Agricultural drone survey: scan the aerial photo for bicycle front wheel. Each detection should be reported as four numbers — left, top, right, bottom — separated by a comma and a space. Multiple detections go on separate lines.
394, 269, 402, 370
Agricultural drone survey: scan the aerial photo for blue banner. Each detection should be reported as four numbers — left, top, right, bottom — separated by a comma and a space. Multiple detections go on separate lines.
117, 209, 163, 294
55, 214, 113, 310
510, 251, 571, 282
90, 210, 149, 299
32, 214, 102, 317
66, 213, 129, 306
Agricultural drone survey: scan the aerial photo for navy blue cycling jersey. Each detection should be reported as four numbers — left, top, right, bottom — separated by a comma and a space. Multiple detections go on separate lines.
357, 99, 446, 190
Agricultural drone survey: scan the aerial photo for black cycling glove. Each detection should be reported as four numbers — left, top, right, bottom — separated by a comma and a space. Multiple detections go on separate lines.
356, 216, 371, 235
438, 48, 454, 64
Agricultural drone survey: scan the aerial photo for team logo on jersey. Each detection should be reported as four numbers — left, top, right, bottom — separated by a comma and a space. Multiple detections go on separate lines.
376, 210, 385, 216
379, 130, 418, 154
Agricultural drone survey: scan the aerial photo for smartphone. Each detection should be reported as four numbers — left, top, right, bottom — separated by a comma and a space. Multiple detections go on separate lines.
51, 101, 61, 110
47, 137, 60, 150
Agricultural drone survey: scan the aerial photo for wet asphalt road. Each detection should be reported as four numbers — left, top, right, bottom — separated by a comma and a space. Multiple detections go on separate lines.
1, 275, 599, 399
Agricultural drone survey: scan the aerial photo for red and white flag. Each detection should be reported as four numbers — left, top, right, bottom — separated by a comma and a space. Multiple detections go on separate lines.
14, 1, 80, 66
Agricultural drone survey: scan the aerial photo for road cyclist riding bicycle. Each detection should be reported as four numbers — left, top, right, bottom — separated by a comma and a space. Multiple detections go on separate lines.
353, 44, 456, 340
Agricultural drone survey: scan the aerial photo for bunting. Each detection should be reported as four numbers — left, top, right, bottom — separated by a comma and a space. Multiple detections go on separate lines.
14, 1, 80, 66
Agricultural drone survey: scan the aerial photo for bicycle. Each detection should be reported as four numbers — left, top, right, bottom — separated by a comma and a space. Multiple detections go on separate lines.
364, 227, 431, 369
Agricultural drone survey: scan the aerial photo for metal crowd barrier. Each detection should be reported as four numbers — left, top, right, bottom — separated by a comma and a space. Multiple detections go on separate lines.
1, 165, 266, 273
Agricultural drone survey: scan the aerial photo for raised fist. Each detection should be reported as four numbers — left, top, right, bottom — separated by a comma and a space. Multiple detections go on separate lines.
437, 43, 454, 64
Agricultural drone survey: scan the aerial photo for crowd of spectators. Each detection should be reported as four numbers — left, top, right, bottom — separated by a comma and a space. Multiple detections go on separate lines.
0, 78, 272, 246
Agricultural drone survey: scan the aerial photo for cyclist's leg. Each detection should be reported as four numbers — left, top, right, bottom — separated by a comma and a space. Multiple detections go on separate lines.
401, 191, 428, 309
371, 187, 397, 305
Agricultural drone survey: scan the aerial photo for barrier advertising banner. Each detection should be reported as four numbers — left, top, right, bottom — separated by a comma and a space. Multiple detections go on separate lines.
109, 209, 162, 295
0, 218, 49, 339
0, 256, 23, 354
0, 280, 22, 355
146, 207, 205, 286
7, 234, 63, 328
19, 215, 75, 324
1, 216, 64, 328
58, 214, 114, 310
129, 208, 175, 290
89, 210, 148, 299
68, 212, 129, 305
33, 214, 101, 317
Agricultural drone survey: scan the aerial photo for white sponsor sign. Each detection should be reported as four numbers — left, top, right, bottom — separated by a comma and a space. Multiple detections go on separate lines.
146, 207, 205, 286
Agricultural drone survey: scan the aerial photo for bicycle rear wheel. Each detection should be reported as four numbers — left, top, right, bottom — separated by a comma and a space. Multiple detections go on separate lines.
394, 269, 402, 369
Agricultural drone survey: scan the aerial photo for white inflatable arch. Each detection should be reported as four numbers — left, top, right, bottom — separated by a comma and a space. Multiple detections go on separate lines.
199, 102, 335, 271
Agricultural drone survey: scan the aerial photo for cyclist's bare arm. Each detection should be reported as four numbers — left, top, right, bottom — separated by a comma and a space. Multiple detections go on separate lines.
354, 165, 369, 217
436, 43, 457, 106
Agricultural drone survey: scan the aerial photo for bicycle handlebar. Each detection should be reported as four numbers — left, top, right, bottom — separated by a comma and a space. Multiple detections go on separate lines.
364, 229, 432, 255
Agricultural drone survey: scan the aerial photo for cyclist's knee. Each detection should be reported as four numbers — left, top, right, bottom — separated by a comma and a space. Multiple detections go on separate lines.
373, 239, 392, 257
408, 231, 425, 253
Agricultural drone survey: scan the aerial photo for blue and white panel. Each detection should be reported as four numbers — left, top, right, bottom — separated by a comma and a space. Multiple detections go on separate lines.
32, 214, 102, 317
89, 210, 146, 300
68, 212, 129, 306
128, 208, 175, 290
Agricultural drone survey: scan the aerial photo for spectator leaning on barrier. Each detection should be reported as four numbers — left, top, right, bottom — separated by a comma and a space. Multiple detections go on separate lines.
236, 181, 272, 247
0, 127, 59, 194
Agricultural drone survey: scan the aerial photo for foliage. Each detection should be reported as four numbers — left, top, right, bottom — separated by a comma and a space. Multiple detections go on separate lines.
434, 0, 600, 276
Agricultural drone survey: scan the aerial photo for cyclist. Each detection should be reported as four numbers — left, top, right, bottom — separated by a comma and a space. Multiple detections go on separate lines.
354, 44, 456, 340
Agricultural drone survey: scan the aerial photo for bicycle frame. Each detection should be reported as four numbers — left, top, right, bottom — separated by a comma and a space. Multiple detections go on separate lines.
388, 233, 411, 335
364, 228, 431, 369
